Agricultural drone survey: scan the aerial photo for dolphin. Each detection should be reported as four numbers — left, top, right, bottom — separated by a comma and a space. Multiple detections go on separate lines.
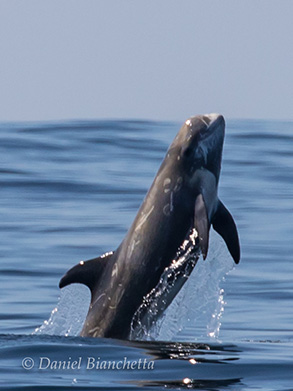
59, 113, 240, 339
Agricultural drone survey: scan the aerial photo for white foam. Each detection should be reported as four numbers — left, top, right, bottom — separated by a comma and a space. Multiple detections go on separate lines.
33, 284, 90, 337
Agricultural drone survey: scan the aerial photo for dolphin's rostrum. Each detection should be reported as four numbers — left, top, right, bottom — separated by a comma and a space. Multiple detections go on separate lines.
59, 114, 240, 339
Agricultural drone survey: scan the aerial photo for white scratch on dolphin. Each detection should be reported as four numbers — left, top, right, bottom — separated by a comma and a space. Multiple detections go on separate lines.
127, 239, 141, 258
111, 263, 118, 277
92, 293, 106, 307
89, 326, 101, 336
163, 178, 171, 186
135, 206, 154, 231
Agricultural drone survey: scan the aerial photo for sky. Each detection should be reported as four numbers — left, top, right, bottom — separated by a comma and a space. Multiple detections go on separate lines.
0, 0, 292, 122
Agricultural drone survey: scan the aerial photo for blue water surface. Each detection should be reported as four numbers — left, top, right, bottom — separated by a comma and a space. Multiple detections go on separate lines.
0, 118, 292, 390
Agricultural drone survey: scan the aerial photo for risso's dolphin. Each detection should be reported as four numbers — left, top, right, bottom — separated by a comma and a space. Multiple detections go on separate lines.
59, 114, 240, 339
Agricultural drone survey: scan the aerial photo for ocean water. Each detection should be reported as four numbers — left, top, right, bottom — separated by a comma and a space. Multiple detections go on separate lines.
0, 118, 292, 390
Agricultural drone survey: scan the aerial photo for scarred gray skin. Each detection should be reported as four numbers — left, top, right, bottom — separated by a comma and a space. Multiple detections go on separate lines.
59, 114, 240, 339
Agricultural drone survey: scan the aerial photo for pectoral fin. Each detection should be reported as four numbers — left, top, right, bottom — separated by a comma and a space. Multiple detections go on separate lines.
212, 201, 240, 264
194, 193, 209, 260
59, 252, 114, 293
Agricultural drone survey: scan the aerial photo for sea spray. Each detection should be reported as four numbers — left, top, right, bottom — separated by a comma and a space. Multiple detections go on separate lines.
34, 284, 90, 336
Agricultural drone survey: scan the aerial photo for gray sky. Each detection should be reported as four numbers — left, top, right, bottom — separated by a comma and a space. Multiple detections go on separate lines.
0, 0, 292, 122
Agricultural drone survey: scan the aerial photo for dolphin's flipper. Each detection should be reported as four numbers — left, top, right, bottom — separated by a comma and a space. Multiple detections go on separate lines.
194, 193, 209, 260
59, 252, 114, 292
212, 201, 240, 264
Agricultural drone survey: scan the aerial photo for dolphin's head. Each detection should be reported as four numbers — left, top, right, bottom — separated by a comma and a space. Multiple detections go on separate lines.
170, 113, 225, 182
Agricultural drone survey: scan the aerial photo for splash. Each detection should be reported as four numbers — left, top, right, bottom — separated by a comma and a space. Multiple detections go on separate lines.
131, 230, 235, 342
34, 231, 234, 341
33, 284, 90, 336
130, 229, 200, 340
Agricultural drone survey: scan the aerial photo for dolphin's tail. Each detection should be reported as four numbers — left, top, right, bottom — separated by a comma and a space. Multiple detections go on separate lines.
59, 252, 114, 292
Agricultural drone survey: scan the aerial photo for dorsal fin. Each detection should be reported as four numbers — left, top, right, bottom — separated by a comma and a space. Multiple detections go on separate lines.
212, 200, 240, 264
59, 252, 114, 293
